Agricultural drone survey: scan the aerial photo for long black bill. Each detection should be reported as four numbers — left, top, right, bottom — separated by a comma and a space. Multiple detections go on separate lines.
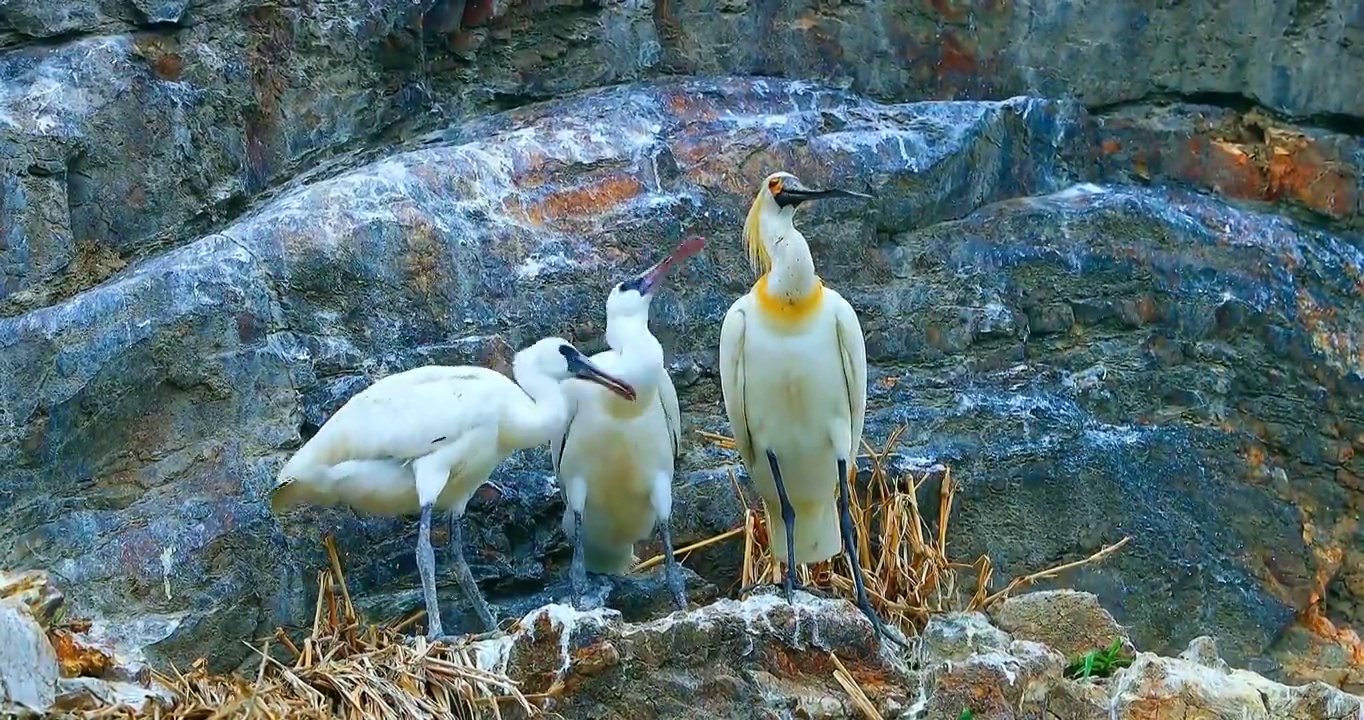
562, 345, 637, 401
621, 235, 707, 296
774, 179, 874, 208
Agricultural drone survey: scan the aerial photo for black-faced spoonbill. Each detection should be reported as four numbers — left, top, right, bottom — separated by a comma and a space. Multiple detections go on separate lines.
551, 236, 705, 611
270, 336, 637, 642
718, 171, 905, 648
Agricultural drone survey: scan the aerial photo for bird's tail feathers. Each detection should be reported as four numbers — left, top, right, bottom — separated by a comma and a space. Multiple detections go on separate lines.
763, 498, 842, 566
269, 476, 308, 514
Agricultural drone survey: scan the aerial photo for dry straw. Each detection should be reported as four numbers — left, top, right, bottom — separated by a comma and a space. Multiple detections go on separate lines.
639, 423, 1129, 719
75, 536, 535, 720
658, 423, 1129, 635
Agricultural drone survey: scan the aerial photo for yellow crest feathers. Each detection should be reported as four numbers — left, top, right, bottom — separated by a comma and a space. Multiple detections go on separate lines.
742, 186, 773, 277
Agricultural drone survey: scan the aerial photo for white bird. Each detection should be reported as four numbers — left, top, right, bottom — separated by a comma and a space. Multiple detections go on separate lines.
269, 336, 637, 642
552, 236, 705, 611
718, 171, 903, 647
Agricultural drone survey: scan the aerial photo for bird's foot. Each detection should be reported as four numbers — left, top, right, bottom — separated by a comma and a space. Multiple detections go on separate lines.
852, 596, 911, 652
736, 580, 834, 603
666, 581, 688, 613
569, 565, 592, 611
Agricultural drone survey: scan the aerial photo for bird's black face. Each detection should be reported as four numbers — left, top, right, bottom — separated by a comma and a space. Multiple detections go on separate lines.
558, 344, 637, 401
768, 174, 875, 209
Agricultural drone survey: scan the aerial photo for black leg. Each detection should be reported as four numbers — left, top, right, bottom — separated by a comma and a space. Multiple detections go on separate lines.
837, 458, 908, 651
767, 449, 800, 604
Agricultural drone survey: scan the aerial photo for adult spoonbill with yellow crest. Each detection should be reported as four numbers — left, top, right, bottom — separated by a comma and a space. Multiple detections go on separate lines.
718, 170, 903, 647
553, 236, 706, 611
270, 336, 637, 642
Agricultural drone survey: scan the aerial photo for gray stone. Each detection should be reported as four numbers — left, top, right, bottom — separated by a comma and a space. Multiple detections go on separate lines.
0, 600, 58, 713
989, 590, 1132, 661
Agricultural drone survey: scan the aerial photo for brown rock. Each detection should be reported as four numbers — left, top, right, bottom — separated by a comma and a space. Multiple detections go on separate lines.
466, 592, 911, 719
922, 640, 1066, 719
989, 590, 1134, 661
0, 569, 64, 628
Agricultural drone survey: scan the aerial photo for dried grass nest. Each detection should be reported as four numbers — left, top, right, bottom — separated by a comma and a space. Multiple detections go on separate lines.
67, 424, 1128, 719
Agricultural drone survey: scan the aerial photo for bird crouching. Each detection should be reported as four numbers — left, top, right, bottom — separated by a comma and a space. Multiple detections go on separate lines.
553, 235, 706, 613
265, 337, 637, 644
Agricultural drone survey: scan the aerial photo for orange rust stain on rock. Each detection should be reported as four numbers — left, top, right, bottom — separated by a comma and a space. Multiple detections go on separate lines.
666, 91, 719, 123
1198, 138, 1268, 200
1265, 134, 1358, 220
48, 628, 114, 678
521, 174, 645, 224
936, 31, 977, 75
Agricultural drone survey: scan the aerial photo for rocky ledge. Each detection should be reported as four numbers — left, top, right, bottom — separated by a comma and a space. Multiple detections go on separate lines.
5, 575, 1362, 720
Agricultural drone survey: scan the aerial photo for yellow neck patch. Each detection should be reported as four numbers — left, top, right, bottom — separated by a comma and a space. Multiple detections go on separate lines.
753, 273, 824, 325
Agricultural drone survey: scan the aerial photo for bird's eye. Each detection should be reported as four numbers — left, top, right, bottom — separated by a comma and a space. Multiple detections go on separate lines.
768, 177, 784, 194
558, 344, 575, 358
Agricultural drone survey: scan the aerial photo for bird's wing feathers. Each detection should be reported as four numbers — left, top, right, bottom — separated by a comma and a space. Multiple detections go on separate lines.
718, 297, 756, 469
832, 294, 868, 463
307, 366, 506, 465
658, 363, 682, 459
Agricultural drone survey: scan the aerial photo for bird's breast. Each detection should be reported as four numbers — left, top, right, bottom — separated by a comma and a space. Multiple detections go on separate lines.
741, 324, 850, 439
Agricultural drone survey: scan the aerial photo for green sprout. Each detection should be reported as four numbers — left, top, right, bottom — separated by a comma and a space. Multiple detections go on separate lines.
1065, 638, 1135, 680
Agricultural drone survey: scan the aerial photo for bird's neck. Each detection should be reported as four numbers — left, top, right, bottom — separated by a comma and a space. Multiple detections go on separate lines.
754, 212, 824, 323
504, 360, 569, 448
604, 317, 664, 406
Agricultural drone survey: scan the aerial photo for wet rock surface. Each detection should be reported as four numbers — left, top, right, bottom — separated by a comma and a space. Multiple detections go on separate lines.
1, 0, 1362, 311
0, 0, 1360, 699
0, 72, 1361, 687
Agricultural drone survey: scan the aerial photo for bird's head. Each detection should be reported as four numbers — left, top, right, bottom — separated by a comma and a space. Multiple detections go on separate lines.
523, 337, 637, 401
742, 171, 874, 276
605, 235, 706, 321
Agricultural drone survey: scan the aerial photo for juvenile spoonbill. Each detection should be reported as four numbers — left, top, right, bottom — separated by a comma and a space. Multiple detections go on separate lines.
718, 171, 903, 647
552, 236, 706, 611
270, 336, 637, 642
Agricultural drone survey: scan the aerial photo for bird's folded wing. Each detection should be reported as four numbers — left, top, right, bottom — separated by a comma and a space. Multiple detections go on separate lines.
309, 367, 502, 464
833, 295, 868, 465
659, 365, 683, 459
719, 299, 756, 469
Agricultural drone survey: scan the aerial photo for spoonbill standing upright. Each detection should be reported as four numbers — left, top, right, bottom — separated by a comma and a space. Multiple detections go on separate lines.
718, 171, 903, 647
270, 336, 637, 642
552, 236, 706, 611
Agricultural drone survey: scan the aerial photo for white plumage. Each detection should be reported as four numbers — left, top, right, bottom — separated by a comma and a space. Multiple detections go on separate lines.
551, 236, 704, 610
270, 335, 637, 641
719, 171, 901, 646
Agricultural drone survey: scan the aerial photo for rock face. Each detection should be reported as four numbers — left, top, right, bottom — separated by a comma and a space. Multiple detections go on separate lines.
0, 0, 1362, 693
410, 589, 1364, 720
